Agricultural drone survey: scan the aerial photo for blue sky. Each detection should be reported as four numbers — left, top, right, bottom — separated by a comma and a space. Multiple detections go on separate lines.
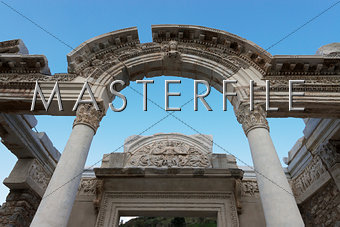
0, 0, 339, 203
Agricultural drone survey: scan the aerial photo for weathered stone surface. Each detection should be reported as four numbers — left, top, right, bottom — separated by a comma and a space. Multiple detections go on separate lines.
0, 39, 28, 54
4, 159, 51, 197
316, 42, 340, 56
0, 189, 41, 227
300, 180, 340, 227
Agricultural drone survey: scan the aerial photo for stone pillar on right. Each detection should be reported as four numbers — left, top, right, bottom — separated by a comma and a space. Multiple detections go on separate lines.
235, 104, 304, 227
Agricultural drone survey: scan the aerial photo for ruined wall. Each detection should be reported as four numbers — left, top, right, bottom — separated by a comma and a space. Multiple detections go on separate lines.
0, 189, 41, 227
300, 180, 340, 226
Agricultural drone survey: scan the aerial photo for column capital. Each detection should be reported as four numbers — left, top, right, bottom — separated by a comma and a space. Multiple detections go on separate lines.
234, 103, 269, 135
73, 104, 105, 133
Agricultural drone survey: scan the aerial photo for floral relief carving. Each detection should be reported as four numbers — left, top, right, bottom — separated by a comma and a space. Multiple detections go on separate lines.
73, 104, 105, 133
235, 104, 269, 135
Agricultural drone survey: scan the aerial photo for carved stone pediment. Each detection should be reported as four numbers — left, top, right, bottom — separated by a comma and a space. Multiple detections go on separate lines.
124, 133, 213, 168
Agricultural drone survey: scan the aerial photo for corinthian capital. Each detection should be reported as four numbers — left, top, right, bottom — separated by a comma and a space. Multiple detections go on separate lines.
234, 103, 269, 135
73, 104, 105, 133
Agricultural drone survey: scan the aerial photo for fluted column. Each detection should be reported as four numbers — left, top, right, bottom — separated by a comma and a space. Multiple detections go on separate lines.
235, 104, 304, 227
31, 104, 104, 227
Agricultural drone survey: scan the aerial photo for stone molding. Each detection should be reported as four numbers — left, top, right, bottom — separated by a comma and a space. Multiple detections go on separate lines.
73, 104, 105, 133
123, 133, 213, 168
234, 104, 269, 135
96, 191, 239, 227
1, 26, 340, 117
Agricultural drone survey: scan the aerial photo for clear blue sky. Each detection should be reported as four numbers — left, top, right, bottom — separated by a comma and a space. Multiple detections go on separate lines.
0, 0, 339, 203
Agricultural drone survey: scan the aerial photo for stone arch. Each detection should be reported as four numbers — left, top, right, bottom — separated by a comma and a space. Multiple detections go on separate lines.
67, 25, 271, 110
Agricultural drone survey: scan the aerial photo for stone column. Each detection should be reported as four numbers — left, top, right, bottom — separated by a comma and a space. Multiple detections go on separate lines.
235, 104, 304, 227
30, 104, 104, 227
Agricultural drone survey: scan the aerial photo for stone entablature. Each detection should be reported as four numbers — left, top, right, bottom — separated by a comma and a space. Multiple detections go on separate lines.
123, 133, 213, 168
0, 26, 340, 117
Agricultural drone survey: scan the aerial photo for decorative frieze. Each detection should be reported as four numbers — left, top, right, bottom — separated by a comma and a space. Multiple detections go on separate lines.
234, 104, 269, 135
124, 133, 212, 168
292, 155, 327, 197
73, 104, 105, 133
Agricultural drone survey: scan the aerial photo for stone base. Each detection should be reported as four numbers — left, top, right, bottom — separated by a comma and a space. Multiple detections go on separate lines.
0, 189, 41, 227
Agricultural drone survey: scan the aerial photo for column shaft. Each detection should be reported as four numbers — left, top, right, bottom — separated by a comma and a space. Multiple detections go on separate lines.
247, 127, 304, 226
31, 104, 104, 227
235, 104, 304, 227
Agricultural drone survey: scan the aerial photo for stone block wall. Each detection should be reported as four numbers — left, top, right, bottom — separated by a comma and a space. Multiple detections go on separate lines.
0, 189, 41, 227
300, 180, 340, 226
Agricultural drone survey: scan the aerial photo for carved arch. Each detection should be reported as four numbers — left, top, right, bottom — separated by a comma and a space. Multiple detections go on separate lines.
1, 24, 340, 117
66, 25, 271, 110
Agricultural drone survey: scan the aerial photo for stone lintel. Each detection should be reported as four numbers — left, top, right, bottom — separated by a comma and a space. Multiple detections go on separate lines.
94, 167, 243, 179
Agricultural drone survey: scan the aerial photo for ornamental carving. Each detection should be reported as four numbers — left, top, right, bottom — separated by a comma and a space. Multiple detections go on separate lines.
292, 155, 327, 197
316, 140, 340, 169
28, 159, 51, 191
241, 180, 259, 197
78, 178, 98, 195
73, 104, 105, 133
124, 134, 212, 168
235, 104, 269, 135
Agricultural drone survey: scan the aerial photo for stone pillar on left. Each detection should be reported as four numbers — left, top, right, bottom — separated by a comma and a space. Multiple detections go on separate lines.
30, 104, 104, 227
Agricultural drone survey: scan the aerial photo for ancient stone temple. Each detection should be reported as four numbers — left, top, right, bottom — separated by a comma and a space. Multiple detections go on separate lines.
0, 25, 339, 226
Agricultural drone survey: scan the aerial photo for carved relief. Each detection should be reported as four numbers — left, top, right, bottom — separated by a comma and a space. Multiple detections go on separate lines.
78, 178, 98, 195
316, 140, 340, 169
241, 180, 259, 197
292, 155, 327, 197
124, 134, 212, 168
28, 159, 51, 191
73, 104, 105, 133
235, 104, 269, 135
125, 140, 211, 168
